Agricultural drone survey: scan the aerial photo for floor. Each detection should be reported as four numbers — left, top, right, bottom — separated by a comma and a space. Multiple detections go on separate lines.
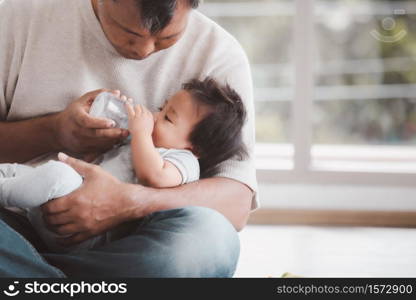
234, 225, 416, 278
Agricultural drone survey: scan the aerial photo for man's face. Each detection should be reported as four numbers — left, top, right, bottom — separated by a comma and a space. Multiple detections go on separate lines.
92, 0, 191, 60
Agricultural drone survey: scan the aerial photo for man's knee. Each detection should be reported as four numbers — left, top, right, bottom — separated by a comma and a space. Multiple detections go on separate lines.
0, 218, 66, 278
50, 207, 240, 278
150, 206, 240, 277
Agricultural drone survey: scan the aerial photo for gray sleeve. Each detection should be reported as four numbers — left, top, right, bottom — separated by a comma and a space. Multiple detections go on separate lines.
0, 0, 23, 121
162, 149, 200, 184
205, 39, 259, 210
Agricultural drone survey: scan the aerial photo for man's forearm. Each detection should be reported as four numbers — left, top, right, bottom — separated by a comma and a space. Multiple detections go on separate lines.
123, 177, 253, 231
0, 114, 60, 163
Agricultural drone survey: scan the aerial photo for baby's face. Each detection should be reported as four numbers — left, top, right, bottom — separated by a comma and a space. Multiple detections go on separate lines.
152, 90, 210, 155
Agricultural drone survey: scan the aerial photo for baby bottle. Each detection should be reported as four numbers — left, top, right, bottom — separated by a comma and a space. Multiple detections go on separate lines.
89, 92, 129, 129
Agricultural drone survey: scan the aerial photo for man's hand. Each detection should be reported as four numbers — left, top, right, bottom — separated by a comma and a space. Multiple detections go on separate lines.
54, 89, 130, 158
125, 101, 155, 137
40, 153, 147, 246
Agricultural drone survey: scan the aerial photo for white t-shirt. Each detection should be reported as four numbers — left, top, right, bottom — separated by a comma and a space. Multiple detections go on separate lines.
0, 0, 259, 209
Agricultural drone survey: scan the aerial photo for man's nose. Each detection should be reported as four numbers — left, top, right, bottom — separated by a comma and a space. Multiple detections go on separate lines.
136, 40, 156, 59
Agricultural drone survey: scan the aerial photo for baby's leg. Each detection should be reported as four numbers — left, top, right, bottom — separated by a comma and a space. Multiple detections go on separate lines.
0, 162, 34, 178
0, 160, 83, 208
0, 161, 106, 252
0, 163, 33, 208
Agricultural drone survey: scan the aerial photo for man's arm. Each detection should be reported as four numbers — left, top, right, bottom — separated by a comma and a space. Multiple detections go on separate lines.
127, 177, 253, 231
0, 114, 60, 163
0, 0, 57, 163
41, 154, 252, 246
0, 89, 129, 164
0, 3, 127, 164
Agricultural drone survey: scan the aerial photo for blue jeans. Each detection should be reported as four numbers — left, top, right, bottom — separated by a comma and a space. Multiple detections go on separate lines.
0, 206, 240, 277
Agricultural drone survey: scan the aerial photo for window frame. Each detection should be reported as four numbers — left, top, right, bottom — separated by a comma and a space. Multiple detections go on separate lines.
202, 0, 416, 187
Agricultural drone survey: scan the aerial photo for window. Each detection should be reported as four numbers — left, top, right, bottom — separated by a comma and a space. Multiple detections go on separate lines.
201, 0, 416, 186
200, 0, 295, 146
313, 0, 416, 174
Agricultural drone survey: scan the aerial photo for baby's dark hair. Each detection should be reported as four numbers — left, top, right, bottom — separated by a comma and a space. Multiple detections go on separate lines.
184, 77, 248, 178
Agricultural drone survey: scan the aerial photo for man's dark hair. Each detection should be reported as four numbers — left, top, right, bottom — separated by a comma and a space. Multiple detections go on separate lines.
133, 0, 200, 34
184, 78, 248, 179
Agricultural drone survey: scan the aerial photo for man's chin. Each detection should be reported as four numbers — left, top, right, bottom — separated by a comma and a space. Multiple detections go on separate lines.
122, 54, 144, 60
117, 50, 150, 60
127, 54, 147, 60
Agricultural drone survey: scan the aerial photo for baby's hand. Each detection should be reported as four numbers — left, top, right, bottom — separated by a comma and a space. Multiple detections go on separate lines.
125, 100, 154, 137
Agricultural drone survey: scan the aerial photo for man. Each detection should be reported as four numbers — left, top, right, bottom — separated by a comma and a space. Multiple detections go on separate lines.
0, 0, 258, 277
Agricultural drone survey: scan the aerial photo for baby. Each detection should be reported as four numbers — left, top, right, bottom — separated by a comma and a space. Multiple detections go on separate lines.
0, 77, 247, 252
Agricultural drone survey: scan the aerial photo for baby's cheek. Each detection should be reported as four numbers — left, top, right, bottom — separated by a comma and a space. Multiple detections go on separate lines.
151, 126, 158, 139
152, 125, 162, 145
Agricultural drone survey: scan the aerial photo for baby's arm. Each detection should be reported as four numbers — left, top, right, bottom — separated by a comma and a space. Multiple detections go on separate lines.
125, 101, 182, 188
